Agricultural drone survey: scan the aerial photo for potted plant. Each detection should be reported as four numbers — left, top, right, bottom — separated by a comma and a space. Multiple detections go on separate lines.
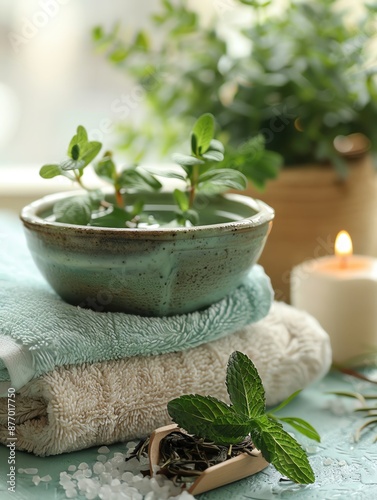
93, 0, 377, 301
20, 114, 274, 316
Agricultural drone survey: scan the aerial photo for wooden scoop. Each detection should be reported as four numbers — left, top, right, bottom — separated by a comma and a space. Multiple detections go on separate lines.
148, 424, 269, 496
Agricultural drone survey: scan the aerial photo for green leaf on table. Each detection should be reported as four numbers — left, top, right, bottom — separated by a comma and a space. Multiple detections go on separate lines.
226, 351, 266, 418
191, 113, 215, 155
168, 395, 249, 445
278, 417, 321, 442
198, 169, 247, 192
53, 197, 92, 226
255, 418, 315, 484
39, 164, 62, 179
172, 153, 205, 167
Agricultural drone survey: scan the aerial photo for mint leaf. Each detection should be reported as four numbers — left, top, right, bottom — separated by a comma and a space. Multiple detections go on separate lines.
173, 189, 189, 212
198, 169, 247, 192
226, 351, 265, 419
192, 113, 215, 155
117, 166, 162, 191
208, 139, 224, 153
258, 418, 315, 484
278, 417, 321, 443
94, 153, 117, 183
202, 150, 224, 162
39, 164, 62, 179
79, 141, 102, 167
66, 125, 102, 169
172, 153, 205, 167
89, 206, 131, 228
168, 395, 250, 445
53, 197, 92, 226
60, 158, 86, 172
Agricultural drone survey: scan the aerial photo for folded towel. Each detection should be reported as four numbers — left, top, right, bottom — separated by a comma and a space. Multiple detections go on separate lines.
0, 302, 332, 456
0, 215, 273, 394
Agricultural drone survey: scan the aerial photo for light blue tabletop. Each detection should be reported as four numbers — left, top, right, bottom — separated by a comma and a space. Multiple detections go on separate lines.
1, 370, 377, 500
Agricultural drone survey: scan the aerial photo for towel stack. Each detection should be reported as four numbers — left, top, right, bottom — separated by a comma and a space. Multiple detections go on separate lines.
0, 213, 332, 456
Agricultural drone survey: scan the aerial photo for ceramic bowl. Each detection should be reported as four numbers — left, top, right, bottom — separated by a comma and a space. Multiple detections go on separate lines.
20, 191, 274, 316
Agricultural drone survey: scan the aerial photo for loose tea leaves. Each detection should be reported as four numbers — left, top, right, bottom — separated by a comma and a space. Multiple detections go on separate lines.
130, 430, 257, 487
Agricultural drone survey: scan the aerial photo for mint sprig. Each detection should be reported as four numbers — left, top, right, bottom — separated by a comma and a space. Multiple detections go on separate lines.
171, 114, 247, 224
168, 351, 318, 484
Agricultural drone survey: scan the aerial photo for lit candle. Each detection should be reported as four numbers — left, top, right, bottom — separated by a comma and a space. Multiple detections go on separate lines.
291, 231, 377, 364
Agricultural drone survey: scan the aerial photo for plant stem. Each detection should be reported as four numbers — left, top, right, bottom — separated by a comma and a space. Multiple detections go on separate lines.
189, 164, 199, 209
115, 187, 124, 209
74, 170, 88, 190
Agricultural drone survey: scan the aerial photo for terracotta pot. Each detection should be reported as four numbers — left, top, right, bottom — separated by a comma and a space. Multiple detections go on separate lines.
245, 150, 377, 302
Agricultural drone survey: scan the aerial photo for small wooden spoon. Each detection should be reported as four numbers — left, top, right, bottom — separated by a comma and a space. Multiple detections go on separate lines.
148, 424, 269, 496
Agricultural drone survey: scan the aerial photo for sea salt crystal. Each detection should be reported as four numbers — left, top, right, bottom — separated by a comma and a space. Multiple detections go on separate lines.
306, 445, 319, 454
338, 460, 347, 467
32, 476, 41, 486
83, 469, 92, 478
68, 465, 77, 472
78, 462, 89, 470
40, 475, 52, 482
85, 491, 98, 500
99, 472, 112, 485
104, 461, 113, 472
93, 462, 106, 475
24, 468, 38, 475
126, 441, 138, 449
98, 446, 110, 454
111, 455, 124, 467
18, 468, 25, 474
97, 455, 107, 463
121, 472, 134, 482
72, 471, 84, 480
323, 458, 333, 466
123, 457, 140, 472
65, 489, 78, 498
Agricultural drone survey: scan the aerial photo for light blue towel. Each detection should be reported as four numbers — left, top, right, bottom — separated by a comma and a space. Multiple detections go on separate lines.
0, 213, 273, 393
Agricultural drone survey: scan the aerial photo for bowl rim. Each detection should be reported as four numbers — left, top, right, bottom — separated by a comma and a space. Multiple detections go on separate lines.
20, 190, 274, 238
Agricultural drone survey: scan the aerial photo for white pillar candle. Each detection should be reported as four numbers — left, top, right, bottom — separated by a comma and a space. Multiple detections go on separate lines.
291, 231, 377, 364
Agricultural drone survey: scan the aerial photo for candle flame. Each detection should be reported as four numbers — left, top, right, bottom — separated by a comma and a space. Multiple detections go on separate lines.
335, 230, 353, 258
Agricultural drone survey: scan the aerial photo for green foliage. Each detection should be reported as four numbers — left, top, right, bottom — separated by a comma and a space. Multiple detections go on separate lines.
38, 116, 248, 227
94, 0, 377, 177
39, 125, 162, 227
168, 351, 319, 484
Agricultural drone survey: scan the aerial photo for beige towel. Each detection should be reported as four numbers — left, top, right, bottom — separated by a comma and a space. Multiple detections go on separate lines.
0, 302, 331, 456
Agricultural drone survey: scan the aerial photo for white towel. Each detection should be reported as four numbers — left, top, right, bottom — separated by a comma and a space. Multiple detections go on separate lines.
0, 302, 331, 456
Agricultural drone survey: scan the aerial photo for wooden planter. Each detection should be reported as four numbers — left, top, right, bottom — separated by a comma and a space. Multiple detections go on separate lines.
148, 424, 269, 496
246, 147, 377, 302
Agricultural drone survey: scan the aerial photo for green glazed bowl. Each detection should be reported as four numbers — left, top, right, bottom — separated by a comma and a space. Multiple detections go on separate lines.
20, 191, 274, 316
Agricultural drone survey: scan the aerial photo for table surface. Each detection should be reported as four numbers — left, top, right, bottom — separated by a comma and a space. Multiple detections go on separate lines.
2, 370, 377, 500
